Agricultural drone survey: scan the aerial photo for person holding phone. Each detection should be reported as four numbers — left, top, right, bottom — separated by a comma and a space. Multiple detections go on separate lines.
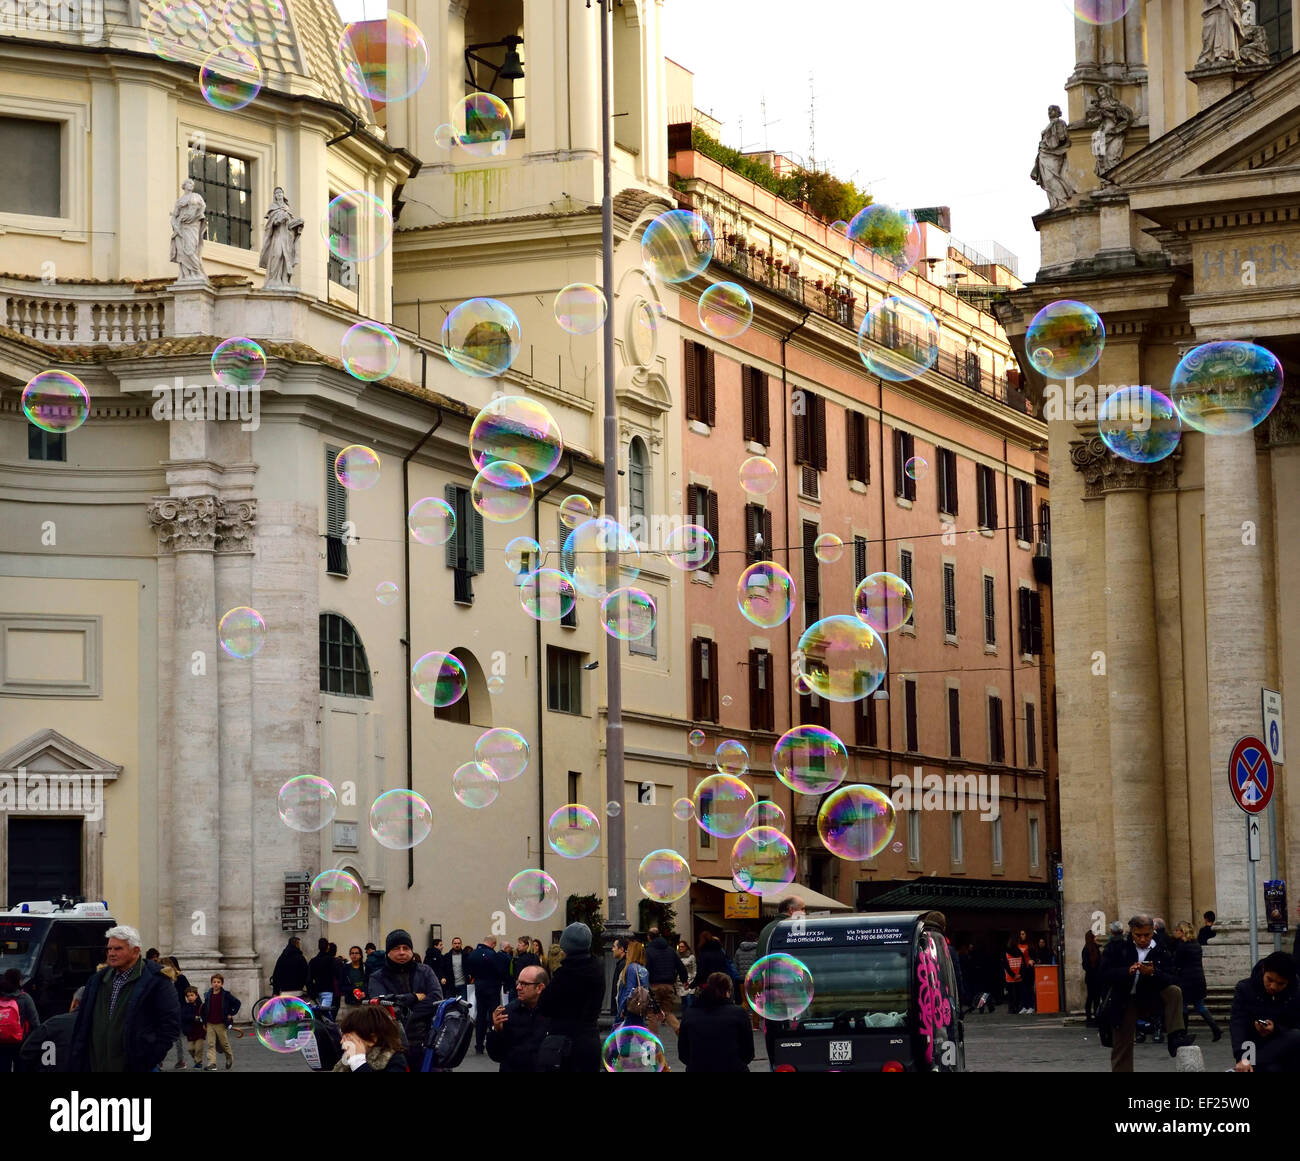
1230, 952, 1300, 1073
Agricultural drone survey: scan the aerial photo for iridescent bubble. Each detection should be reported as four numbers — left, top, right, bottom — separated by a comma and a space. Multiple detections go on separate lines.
637, 848, 691, 902
1026, 300, 1105, 378
773, 725, 849, 795
376, 581, 399, 605
341, 13, 429, 104
211, 337, 266, 389
699, 281, 754, 339
505, 536, 542, 572
1099, 386, 1182, 463
221, 0, 286, 46
891, 840, 904, 854
722, 695, 734, 708
408, 497, 456, 546
1071, 0, 1132, 25
1170, 340, 1284, 436
277, 775, 336, 832
559, 494, 596, 529
603, 1027, 668, 1073
731, 826, 797, 896
322, 191, 393, 264
693, 773, 754, 838
554, 283, 607, 335
342, 322, 399, 382
562, 517, 641, 599
814, 532, 843, 564
858, 296, 938, 382
606, 800, 622, 818
474, 727, 530, 782
601, 587, 656, 641
199, 45, 263, 111
452, 91, 513, 158
472, 461, 534, 523
433, 122, 457, 149
830, 219, 848, 234
744, 800, 788, 831
411, 650, 468, 707
487, 674, 505, 694
744, 953, 814, 1020
817, 784, 896, 860
21, 371, 89, 434
309, 868, 361, 923
470, 395, 564, 483
546, 804, 601, 859
218, 606, 266, 659
370, 788, 433, 849
904, 455, 927, 481
688, 729, 705, 748
737, 562, 796, 628
847, 203, 922, 277
798, 615, 888, 703
673, 796, 695, 821
452, 761, 499, 809
739, 455, 778, 496
334, 445, 380, 490
145, 0, 208, 61
519, 568, 577, 622
715, 739, 749, 777
441, 298, 521, 378
507, 869, 559, 921
254, 997, 314, 1053
641, 210, 713, 283
854, 572, 914, 635
664, 524, 716, 571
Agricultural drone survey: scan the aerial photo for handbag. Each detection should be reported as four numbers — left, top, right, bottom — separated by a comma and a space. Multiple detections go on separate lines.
536, 1033, 572, 1072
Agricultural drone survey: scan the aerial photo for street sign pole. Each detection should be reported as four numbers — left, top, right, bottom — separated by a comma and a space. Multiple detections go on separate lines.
1248, 816, 1259, 967
1263, 690, 1284, 952
1229, 735, 1275, 966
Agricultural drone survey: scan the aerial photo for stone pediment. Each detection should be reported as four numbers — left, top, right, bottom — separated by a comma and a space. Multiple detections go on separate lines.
0, 729, 123, 779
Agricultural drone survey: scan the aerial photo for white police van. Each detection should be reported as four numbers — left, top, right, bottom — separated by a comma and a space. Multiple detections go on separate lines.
0, 898, 116, 1020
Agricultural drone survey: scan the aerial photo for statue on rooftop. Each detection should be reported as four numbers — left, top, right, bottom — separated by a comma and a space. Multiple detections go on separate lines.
1085, 84, 1135, 181
169, 179, 208, 284
1031, 105, 1077, 211
258, 186, 305, 289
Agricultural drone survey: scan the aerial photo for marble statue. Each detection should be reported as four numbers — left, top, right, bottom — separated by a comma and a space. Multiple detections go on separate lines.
1240, 0, 1273, 66
169, 179, 208, 283
1198, 0, 1243, 66
258, 186, 305, 289
1031, 104, 1077, 211
1085, 84, 1135, 180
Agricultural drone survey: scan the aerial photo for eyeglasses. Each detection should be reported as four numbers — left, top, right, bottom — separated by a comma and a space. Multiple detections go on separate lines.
516, 980, 542, 988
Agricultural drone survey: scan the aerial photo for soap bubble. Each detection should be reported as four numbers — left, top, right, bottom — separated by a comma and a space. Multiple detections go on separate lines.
470, 395, 564, 484
722, 695, 734, 708
744, 954, 814, 1020
601, 587, 656, 641
433, 122, 457, 149
452, 91, 513, 158
487, 675, 505, 694
731, 826, 797, 896
664, 524, 716, 571
813, 532, 843, 563
411, 650, 468, 707
277, 775, 335, 832
519, 568, 577, 621
699, 282, 754, 339
22, 371, 89, 433
737, 562, 796, 628
817, 784, 896, 860
199, 45, 263, 111
673, 796, 695, 821
408, 497, 456, 546
606, 800, 621, 818
1170, 340, 1283, 436
441, 298, 521, 377
376, 581, 399, 605
637, 848, 691, 902
905, 455, 927, 481
891, 840, 904, 854
507, 869, 559, 921
341, 13, 429, 104
221, 0, 286, 46
323, 190, 393, 264
254, 997, 314, 1053
505, 536, 542, 572
145, 0, 208, 60
715, 739, 749, 777
334, 445, 381, 490
559, 494, 596, 529
847, 203, 922, 277
211, 338, 266, 389
858, 296, 938, 382
554, 283, 607, 335
693, 774, 754, 838
744, 800, 788, 831
773, 725, 849, 795
688, 729, 705, 747
342, 322, 399, 382
474, 727, 530, 781
452, 761, 499, 809
1098, 386, 1182, 463
831, 219, 848, 234
1026, 300, 1105, 378
1071, 0, 1132, 25
854, 572, 914, 635
797, 616, 888, 702
309, 868, 361, 922
739, 455, 778, 495
641, 210, 713, 283
562, 517, 641, 599
472, 461, 534, 523
370, 789, 433, 849
547, 804, 601, 858
218, 606, 266, 659
603, 1026, 668, 1072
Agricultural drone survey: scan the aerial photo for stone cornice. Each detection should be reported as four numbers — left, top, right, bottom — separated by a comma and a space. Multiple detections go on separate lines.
1069, 437, 1183, 498
147, 495, 220, 553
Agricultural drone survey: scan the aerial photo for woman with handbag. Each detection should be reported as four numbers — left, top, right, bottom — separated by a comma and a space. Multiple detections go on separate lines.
536, 923, 605, 1072
615, 942, 650, 1028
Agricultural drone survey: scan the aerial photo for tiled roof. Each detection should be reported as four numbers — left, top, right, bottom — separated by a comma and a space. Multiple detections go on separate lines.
612, 187, 674, 223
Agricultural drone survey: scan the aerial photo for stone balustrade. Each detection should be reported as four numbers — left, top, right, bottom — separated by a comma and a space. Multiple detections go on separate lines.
1, 280, 168, 344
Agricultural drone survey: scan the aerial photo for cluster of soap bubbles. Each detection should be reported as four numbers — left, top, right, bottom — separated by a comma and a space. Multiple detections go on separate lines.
276, 775, 433, 852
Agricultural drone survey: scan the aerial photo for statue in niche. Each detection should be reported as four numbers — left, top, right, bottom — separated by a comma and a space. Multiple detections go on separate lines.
258, 186, 305, 289
1198, 0, 1243, 66
1239, 0, 1273, 66
1031, 105, 1077, 211
1085, 84, 1135, 180
169, 179, 208, 283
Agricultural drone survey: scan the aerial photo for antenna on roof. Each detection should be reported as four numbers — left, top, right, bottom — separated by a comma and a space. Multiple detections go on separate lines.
808, 72, 816, 171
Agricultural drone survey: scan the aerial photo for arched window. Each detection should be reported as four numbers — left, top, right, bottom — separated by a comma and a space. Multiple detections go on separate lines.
628, 437, 649, 540
320, 614, 372, 697
434, 647, 491, 727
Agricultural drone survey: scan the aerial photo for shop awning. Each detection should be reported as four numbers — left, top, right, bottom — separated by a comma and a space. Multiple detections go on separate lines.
694, 878, 852, 912
856, 877, 1056, 913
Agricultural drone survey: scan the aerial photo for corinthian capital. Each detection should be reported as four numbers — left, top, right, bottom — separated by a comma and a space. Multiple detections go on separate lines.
148, 495, 220, 553
216, 498, 258, 554
1069, 437, 1182, 498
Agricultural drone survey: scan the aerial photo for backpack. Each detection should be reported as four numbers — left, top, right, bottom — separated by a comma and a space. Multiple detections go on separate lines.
0, 996, 28, 1045
421, 997, 472, 1071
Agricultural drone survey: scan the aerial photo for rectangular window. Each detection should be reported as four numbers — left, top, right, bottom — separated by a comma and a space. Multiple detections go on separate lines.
792, 389, 826, 470
28, 423, 66, 462
1029, 816, 1041, 869
907, 810, 921, 862
0, 116, 61, 217
989, 695, 1005, 764
1014, 479, 1033, 543
742, 365, 769, 445
749, 649, 775, 732
326, 194, 356, 287
802, 521, 821, 624
1026, 702, 1038, 769
325, 445, 349, 577
904, 678, 918, 752
976, 465, 998, 530
684, 341, 716, 425
688, 485, 720, 576
846, 409, 869, 483
744, 503, 772, 563
628, 606, 656, 658
1258, 0, 1293, 62
692, 637, 719, 722
1018, 586, 1043, 656
947, 687, 961, 758
893, 429, 916, 500
189, 147, 252, 250
951, 812, 964, 864
937, 448, 958, 516
855, 694, 878, 747
984, 575, 997, 647
899, 548, 914, 630
699, 792, 713, 850
943, 562, 957, 638
444, 484, 484, 604
992, 815, 1004, 867
799, 687, 831, 728
556, 515, 578, 625
1039, 501, 1051, 549
854, 536, 869, 585
567, 770, 580, 805
546, 646, 583, 714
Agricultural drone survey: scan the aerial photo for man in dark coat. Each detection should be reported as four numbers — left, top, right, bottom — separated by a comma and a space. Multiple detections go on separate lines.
308, 938, 336, 1002
645, 927, 688, 1033
270, 936, 309, 996
1099, 914, 1195, 1072
68, 925, 181, 1072
1229, 952, 1300, 1072
19, 987, 82, 1072
677, 971, 755, 1073
442, 937, 471, 1001
536, 922, 605, 1072
467, 936, 510, 1054
1197, 910, 1217, 946
486, 965, 551, 1072
367, 929, 442, 1050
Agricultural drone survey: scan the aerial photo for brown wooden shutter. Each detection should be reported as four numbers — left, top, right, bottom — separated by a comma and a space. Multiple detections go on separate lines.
1018, 588, 1031, 654
793, 390, 809, 465
742, 367, 756, 443
1030, 590, 1043, 655
704, 347, 717, 425
691, 637, 704, 719
846, 411, 860, 482
812, 393, 827, 470
684, 341, 699, 421
893, 430, 905, 496
755, 371, 770, 445
946, 450, 959, 516
948, 687, 962, 758
860, 412, 869, 482
802, 521, 820, 602
761, 508, 773, 562
905, 680, 918, 751
709, 640, 720, 721
706, 489, 720, 575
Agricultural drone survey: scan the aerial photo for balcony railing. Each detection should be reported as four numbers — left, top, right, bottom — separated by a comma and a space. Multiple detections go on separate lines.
2, 282, 168, 345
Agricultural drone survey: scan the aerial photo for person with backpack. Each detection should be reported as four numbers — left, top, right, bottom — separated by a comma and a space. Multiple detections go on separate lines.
0, 968, 39, 1071
18, 986, 83, 1073
487, 966, 551, 1072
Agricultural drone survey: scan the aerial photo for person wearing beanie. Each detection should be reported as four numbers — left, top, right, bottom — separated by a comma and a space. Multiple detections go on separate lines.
537, 923, 604, 1072
367, 929, 443, 1049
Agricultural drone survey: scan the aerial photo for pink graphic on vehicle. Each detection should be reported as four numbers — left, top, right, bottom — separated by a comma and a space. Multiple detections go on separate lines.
916, 932, 953, 1065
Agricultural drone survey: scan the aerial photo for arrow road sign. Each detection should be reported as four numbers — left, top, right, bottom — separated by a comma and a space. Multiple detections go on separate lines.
1229, 735, 1274, 815
1249, 818, 1261, 863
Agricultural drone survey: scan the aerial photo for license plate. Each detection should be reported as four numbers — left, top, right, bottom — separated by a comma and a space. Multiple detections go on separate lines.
829, 1040, 852, 1063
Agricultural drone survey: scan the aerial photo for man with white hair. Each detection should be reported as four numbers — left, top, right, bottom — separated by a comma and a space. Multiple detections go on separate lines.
68, 924, 180, 1072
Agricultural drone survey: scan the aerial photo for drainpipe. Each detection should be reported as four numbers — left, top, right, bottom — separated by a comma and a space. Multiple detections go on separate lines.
1002, 437, 1019, 798
403, 349, 442, 888
779, 309, 812, 732
326, 110, 364, 149
878, 375, 892, 794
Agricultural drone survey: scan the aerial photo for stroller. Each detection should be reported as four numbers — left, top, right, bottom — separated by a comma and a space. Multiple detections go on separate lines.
302, 995, 473, 1072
